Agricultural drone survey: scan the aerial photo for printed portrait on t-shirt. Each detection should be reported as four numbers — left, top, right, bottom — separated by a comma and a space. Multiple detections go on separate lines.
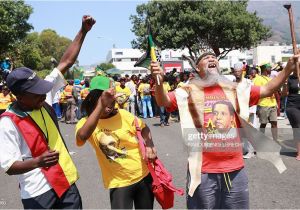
211, 101, 235, 134
203, 86, 239, 152
96, 131, 127, 160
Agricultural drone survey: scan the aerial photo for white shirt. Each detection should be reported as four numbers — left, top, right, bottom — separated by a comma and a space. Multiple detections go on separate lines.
0, 116, 52, 199
125, 80, 136, 97
52, 90, 61, 104
0, 67, 65, 199
270, 70, 279, 79
224, 74, 236, 82
45, 68, 66, 105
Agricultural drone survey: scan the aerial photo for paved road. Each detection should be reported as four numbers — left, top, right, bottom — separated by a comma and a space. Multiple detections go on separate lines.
0, 117, 299, 209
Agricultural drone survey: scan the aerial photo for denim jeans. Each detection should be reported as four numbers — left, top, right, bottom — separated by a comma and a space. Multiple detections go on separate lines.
52, 103, 62, 119
141, 95, 153, 118
76, 99, 82, 120
160, 106, 170, 125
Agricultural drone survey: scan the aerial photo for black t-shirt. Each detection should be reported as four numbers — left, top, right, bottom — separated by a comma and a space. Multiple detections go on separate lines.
287, 75, 300, 108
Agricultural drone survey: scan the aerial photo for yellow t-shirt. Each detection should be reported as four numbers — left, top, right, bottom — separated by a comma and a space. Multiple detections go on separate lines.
80, 88, 89, 100
253, 75, 277, 107
0, 93, 14, 110
75, 109, 149, 189
163, 82, 171, 93
177, 82, 185, 89
60, 92, 67, 104
138, 83, 151, 98
115, 85, 131, 109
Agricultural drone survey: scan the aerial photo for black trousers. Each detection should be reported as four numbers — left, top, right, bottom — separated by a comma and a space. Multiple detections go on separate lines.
109, 174, 154, 209
22, 184, 82, 209
286, 107, 300, 140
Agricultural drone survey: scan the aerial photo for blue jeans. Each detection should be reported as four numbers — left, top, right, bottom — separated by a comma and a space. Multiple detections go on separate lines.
76, 99, 82, 120
187, 168, 249, 209
141, 96, 153, 118
160, 106, 170, 125
52, 103, 62, 119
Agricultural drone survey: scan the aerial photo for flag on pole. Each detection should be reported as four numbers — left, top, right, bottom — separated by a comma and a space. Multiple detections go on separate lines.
134, 22, 161, 85
134, 25, 157, 68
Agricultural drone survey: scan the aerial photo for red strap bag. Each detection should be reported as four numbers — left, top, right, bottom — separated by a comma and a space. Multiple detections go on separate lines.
134, 118, 184, 209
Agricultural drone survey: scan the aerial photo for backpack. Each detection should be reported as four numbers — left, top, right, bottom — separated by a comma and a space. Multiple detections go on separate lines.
134, 118, 184, 209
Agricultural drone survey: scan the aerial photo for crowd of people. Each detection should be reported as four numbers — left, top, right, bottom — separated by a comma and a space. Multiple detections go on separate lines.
52, 69, 193, 127
0, 14, 299, 210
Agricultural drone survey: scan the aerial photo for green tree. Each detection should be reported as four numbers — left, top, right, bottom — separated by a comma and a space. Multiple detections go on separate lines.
0, 0, 33, 56
9, 30, 72, 71
17, 32, 43, 69
96, 63, 116, 71
130, 1, 271, 60
39, 29, 71, 62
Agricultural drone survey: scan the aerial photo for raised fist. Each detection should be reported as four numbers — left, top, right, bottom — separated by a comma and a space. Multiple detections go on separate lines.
82, 15, 96, 33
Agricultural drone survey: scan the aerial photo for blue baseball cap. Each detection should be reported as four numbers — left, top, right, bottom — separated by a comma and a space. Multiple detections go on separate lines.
6, 67, 54, 95
74, 79, 81, 85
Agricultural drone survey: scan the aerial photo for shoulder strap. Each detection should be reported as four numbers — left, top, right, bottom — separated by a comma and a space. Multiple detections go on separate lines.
134, 117, 161, 185
0, 111, 19, 120
42, 103, 70, 153
43, 103, 59, 129
134, 117, 146, 159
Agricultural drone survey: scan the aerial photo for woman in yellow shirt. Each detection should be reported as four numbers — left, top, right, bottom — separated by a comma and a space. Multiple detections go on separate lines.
75, 76, 157, 209
0, 86, 15, 115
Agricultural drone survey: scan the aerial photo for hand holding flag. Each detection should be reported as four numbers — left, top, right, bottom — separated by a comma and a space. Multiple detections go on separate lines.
134, 22, 161, 85
148, 34, 161, 85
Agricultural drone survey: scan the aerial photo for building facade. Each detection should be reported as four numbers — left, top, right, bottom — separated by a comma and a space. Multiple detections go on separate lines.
104, 43, 295, 76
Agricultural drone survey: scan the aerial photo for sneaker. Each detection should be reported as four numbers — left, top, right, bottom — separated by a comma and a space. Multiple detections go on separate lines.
243, 152, 255, 159
277, 116, 285, 120
164, 123, 170, 126
160, 123, 164, 127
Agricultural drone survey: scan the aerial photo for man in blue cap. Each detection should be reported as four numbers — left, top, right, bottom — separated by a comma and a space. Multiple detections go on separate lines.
0, 15, 95, 209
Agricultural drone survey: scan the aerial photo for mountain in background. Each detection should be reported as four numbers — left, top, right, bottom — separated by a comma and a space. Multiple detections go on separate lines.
247, 1, 300, 44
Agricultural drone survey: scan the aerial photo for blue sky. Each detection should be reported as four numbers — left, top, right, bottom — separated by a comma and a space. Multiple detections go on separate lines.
26, 0, 147, 65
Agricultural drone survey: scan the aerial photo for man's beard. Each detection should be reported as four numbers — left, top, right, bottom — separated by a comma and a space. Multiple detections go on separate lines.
192, 65, 236, 88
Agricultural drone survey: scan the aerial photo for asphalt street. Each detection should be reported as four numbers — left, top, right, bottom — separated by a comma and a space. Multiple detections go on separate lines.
0, 117, 299, 209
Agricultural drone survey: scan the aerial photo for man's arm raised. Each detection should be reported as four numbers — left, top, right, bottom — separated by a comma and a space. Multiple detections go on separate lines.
56, 15, 96, 75
260, 54, 300, 98
150, 61, 172, 107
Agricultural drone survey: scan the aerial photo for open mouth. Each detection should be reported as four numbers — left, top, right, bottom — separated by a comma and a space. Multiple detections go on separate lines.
215, 122, 223, 127
208, 63, 217, 68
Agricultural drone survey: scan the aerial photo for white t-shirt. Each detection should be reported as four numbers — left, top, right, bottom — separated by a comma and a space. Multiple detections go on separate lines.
125, 80, 136, 97
45, 68, 66, 105
0, 67, 65, 199
0, 116, 51, 199
270, 70, 279, 79
224, 74, 236, 82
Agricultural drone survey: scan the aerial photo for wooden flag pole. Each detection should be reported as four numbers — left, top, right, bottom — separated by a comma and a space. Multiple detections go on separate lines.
284, 4, 300, 82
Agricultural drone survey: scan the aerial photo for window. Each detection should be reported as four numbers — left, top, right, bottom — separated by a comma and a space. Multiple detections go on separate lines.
114, 58, 122, 62
115, 51, 123, 55
271, 55, 276, 63
140, 70, 148, 74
